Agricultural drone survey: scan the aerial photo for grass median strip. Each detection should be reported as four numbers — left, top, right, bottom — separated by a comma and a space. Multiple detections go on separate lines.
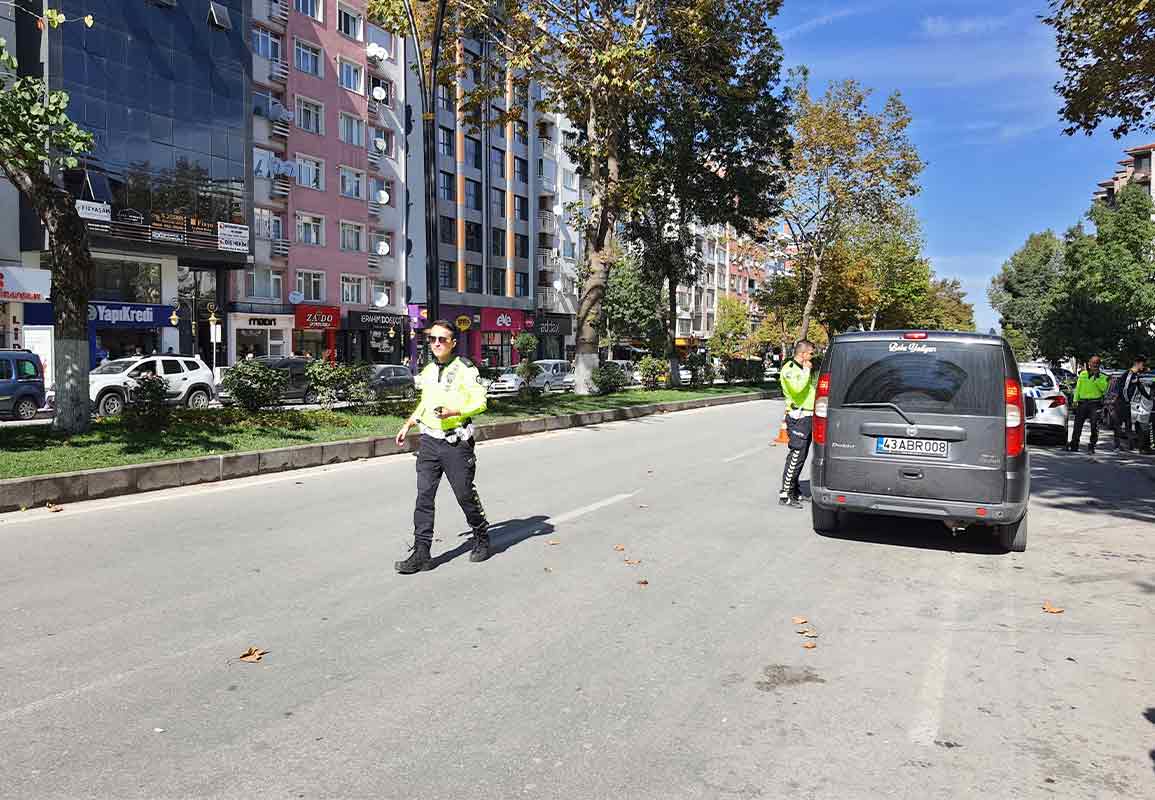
0, 385, 776, 480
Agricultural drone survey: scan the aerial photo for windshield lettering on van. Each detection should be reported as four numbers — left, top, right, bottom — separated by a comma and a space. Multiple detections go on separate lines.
888, 342, 938, 354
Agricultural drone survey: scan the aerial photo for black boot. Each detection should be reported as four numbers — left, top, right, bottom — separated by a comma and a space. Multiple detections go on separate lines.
395, 541, 432, 574
469, 531, 491, 562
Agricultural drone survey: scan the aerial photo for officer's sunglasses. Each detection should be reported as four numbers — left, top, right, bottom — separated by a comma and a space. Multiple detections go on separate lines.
427, 334, 452, 344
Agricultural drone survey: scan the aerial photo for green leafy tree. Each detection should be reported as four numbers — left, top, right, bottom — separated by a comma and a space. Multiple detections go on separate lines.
918, 278, 976, 332
602, 247, 667, 353
988, 231, 1064, 359
708, 295, 750, 381
0, 10, 95, 433
221, 360, 288, 412
513, 332, 542, 384
636, 355, 668, 390
1044, 0, 1155, 137
780, 77, 924, 337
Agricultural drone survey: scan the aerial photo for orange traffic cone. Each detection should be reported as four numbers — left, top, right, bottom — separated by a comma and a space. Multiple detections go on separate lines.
774, 417, 789, 445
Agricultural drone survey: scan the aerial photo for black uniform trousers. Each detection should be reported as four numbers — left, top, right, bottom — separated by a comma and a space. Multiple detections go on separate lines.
1112, 401, 1134, 449
780, 414, 813, 499
413, 434, 488, 546
1070, 399, 1102, 449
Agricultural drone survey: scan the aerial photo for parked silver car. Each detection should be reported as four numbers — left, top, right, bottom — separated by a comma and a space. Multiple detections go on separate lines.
530, 359, 572, 392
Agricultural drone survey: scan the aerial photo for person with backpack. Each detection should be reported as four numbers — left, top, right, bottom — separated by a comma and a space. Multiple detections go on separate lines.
1069, 355, 1109, 454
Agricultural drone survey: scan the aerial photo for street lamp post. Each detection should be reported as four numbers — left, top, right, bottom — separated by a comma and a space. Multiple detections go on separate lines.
401, 0, 451, 335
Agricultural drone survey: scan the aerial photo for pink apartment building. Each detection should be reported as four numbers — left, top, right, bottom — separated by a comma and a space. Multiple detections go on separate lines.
234, 0, 410, 366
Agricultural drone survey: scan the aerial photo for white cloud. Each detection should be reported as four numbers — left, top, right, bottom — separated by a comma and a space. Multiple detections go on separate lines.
921, 15, 1012, 38
780, 8, 865, 42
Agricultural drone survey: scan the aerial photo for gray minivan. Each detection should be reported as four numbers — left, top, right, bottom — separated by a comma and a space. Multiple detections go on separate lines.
809, 331, 1030, 552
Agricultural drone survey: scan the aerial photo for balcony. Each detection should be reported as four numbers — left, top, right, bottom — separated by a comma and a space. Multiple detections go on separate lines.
271, 176, 292, 197
368, 199, 383, 216
271, 238, 290, 258
367, 150, 382, 170
269, 59, 289, 84
367, 253, 380, 270
537, 210, 556, 233
535, 286, 578, 315
268, 0, 288, 24
539, 174, 557, 194
537, 137, 556, 158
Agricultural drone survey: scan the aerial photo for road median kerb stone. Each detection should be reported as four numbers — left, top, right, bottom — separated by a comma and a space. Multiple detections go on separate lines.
1, 390, 777, 511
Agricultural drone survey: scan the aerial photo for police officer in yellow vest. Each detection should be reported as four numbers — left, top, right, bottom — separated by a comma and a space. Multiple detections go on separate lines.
1068, 355, 1109, 454
394, 320, 490, 573
779, 340, 818, 509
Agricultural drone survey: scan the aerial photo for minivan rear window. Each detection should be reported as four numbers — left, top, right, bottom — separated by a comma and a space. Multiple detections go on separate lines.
830, 341, 1003, 416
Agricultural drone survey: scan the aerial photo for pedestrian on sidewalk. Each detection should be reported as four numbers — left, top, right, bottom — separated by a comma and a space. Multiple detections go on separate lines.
1069, 355, 1109, 454
1113, 355, 1147, 450
1132, 373, 1153, 453
779, 340, 818, 509
393, 320, 490, 574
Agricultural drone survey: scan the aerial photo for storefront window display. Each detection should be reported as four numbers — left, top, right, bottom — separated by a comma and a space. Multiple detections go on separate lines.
481, 331, 512, 367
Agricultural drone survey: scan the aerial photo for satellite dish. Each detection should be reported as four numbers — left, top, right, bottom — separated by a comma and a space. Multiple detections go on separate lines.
374, 293, 389, 308
288, 290, 304, 305
372, 86, 387, 101
366, 43, 383, 60
553, 279, 563, 291
377, 240, 390, 256
374, 138, 387, 152
376, 189, 390, 204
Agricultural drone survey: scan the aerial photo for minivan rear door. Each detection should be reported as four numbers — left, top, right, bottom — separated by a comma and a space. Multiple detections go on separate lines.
822, 339, 1007, 504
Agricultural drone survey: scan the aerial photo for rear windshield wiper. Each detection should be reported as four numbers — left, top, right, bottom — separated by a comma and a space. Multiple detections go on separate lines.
840, 402, 915, 426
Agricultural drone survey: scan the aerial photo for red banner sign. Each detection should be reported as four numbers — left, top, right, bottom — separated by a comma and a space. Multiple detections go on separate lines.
295, 304, 341, 330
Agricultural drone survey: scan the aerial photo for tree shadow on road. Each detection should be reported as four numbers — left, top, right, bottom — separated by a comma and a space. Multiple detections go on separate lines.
430, 515, 554, 568
1027, 448, 1155, 526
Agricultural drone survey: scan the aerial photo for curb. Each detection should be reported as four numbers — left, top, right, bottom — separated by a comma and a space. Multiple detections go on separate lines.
0, 390, 779, 512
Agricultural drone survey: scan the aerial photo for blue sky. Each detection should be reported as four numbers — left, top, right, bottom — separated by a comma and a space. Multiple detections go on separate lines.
773, 0, 1153, 332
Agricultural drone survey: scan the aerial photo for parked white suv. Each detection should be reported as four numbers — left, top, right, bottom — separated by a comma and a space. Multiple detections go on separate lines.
90, 355, 216, 417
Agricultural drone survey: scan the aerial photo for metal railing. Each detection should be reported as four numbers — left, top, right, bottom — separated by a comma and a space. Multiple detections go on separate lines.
269, 59, 289, 83
537, 137, 556, 157
268, 0, 288, 23
271, 176, 292, 197
270, 238, 290, 257
539, 174, 557, 193
537, 210, 556, 233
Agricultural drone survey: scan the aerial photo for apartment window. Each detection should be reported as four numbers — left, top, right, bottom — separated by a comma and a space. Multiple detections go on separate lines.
514, 194, 529, 221
339, 167, 365, 199
340, 221, 365, 252
677, 318, 690, 336
465, 179, 482, 211
515, 272, 529, 297
254, 208, 284, 241
465, 221, 482, 253
370, 279, 389, 306
492, 105, 505, 138
438, 126, 454, 158
439, 171, 455, 202
245, 267, 283, 299
295, 0, 322, 21
489, 147, 506, 179
489, 268, 505, 296
514, 157, 528, 184
464, 48, 482, 82
515, 233, 529, 259
337, 5, 363, 40
439, 215, 456, 245
438, 260, 455, 289
464, 136, 482, 169
251, 28, 282, 61
437, 85, 454, 112
339, 113, 364, 146
369, 75, 393, 106
296, 156, 324, 190
492, 229, 506, 257
296, 97, 323, 134
296, 213, 324, 245
370, 127, 395, 158
253, 87, 287, 120
563, 240, 577, 260
297, 269, 325, 302
563, 169, 577, 190
491, 188, 505, 219
294, 40, 321, 77
339, 61, 364, 94
341, 274, 365, 304
467, 264, 483, 293
515, 121, 528, 145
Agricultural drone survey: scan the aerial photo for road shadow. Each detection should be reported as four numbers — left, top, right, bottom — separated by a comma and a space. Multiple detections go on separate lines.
1146, 708, 1155, 776
1027, 447, 1155, 526
430, 515, 554, 568
816, 512, 1004, 555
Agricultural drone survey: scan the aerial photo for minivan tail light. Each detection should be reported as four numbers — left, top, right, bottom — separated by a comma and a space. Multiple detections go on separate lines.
903, 332, 929, 340
813, 374, 830, 445
1005, 378, 1025, 457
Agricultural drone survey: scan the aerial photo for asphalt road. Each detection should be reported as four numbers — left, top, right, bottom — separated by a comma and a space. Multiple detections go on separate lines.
1, 400, 1152, 800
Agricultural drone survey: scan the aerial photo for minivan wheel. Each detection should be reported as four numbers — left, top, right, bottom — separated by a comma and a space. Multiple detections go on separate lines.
542, 382, 552, 394
302, 388, 317, 405
996, 513, 1028, 553
14, 397, 38, 420
185, 388, 210, 409
403, 386, 415, 399
812, 503, 841, 533
98, 392, 125, 417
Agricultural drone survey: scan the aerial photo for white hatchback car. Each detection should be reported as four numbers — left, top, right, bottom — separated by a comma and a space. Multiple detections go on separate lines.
1019, 362, 1069, 445
90, 354, 216, 417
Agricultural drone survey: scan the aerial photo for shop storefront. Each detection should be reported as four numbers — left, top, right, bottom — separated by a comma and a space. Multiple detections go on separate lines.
0, 266, 52, 350
536, 314, 573, 360
480, 308, 535, 367
88, 301, 179, 368
293, 304, 341, 360
343, 311, 409, 365
227, 312, 294, 364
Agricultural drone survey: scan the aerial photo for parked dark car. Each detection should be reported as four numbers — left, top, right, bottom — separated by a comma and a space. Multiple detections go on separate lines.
218, 356, 318, 406
0, 349, 46, 420
370, 364, 416, 399
809, 331, 1030, 552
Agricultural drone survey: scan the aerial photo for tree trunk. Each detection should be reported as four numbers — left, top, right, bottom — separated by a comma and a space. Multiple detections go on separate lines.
799, 257, 821, 342
3, 166, 94, 434
667, 271, 680, 387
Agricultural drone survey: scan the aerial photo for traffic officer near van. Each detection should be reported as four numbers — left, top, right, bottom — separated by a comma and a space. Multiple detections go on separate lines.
394, 320, 490, 574
1068, 355, 1110, 454
779, 340, 818, 509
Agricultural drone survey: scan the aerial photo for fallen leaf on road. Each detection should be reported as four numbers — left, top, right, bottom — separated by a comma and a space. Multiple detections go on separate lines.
238, 647, 269, 663
19, 506, 27, 512
797, 629, 819, 638
791, 616, 808, 625
802, 642, 817, 650
638, 504, 649, 509
613, 544, 626, 551
543, 567, 553, 573
637, 579, 649, 586
1042, 601, 1065, 614
546, 540, 561, 546
47, 505, 63, 513
624, 559, 641, 566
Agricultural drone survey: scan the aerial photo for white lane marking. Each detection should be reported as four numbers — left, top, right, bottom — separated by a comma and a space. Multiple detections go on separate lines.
550, 492, 639, 525
722, 445, 768, 463
908, 562, 963, 746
